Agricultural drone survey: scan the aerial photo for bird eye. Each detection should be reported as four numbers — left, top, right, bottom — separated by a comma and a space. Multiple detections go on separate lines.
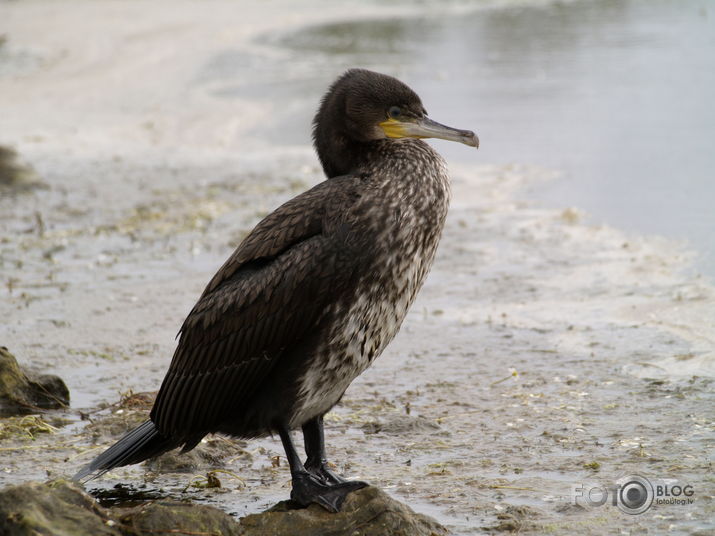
388, 106, 402, 119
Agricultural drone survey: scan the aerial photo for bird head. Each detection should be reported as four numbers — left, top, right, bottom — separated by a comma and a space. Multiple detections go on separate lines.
313, 69, 478, 177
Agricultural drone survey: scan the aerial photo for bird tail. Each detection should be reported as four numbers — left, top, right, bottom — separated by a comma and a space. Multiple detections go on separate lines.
73, 420, 176, 482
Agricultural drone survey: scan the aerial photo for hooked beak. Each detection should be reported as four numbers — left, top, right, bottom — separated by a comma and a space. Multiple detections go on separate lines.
379, 116, 479, 148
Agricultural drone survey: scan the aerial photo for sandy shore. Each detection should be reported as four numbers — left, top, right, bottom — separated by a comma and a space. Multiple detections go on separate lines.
1, 1, 713, 534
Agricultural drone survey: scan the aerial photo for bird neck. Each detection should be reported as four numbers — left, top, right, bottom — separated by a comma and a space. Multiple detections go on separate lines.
314, 132, 375, 179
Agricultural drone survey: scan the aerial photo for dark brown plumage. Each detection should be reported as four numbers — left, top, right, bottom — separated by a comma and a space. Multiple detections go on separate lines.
74, 68, 478, 511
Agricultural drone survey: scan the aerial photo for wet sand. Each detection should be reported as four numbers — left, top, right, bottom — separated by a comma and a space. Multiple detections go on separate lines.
1, 1, 713, 534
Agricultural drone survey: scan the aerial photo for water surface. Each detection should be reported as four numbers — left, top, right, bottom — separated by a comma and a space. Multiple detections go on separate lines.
234, 0, 715, 276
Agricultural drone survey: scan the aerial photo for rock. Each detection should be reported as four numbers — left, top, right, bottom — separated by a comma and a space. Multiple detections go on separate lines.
0, 480, 241, 536
117, 501, 242, 536
0, 146, 42, 190
0, 480, 450, 536
0, 480, 119, 536
239, 486, 450, 536
145, 437, 250, 473
0, 347, 70, 415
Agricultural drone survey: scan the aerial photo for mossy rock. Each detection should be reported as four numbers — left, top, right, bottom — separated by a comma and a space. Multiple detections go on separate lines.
0, 146, 42, 190
0, 480, 119, 536
0, 480, 450, 536
239, 486, 450, 536
0, 481, 241, 536
117, 500, 242, 535
0, 346, 70, 415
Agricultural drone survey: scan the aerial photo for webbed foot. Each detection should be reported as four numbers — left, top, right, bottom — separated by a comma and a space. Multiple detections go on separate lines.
291, 470, 368, 512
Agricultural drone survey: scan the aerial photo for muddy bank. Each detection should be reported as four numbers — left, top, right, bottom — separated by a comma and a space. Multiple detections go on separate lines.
0, 1, 713, 535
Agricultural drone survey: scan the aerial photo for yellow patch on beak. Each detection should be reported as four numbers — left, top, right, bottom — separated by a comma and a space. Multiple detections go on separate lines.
379, 116, 478, 147
379, 117, 411, 139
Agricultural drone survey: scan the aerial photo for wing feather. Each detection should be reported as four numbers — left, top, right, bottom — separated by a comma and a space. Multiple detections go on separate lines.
150, 177, 363, 439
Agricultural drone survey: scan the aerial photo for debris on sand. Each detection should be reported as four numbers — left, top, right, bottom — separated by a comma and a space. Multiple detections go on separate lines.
0, 480, 450, 536
486, 505, 542, 533
83, 390, 156, 440
0, 347, 69, 416
0, 415, 58, 441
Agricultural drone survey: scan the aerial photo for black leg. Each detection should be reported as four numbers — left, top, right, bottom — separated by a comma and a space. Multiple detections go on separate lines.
278, 425, 306, 476
302, 415, 350, 484
278, 424, 366, 513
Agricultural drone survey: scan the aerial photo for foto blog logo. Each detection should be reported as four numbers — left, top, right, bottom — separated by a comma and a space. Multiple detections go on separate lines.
572, 474, 694, 515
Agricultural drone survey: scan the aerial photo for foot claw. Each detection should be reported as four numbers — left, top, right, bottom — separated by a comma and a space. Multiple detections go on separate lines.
305, 461, 349, 485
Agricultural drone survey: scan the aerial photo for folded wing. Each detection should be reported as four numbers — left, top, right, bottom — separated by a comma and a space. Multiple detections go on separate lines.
150, 177, 362, 441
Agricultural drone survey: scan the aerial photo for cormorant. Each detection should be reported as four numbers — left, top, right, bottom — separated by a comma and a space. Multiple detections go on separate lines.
74, 68, 478, 512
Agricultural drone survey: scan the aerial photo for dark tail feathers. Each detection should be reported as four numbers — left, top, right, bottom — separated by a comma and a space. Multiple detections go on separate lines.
73, 420, 176, 482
